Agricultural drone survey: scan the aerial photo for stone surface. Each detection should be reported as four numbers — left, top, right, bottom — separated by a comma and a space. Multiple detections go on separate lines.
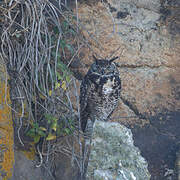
87, 121, 150, 180
10, 150, 52, 180
74, 0, 180, 179
0, 56, 14, 180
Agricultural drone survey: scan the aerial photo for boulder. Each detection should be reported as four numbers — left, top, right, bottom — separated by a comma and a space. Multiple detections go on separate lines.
87, 121, 151, 180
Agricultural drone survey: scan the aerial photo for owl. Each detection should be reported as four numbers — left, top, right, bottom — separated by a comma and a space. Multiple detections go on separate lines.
80, 56, 121, 132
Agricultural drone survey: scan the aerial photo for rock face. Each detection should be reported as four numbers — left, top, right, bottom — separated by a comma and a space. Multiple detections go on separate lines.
75, 0, 180, 179
10, 150, 52, 180
87, 121, 150, 180
0, 56, 14, 180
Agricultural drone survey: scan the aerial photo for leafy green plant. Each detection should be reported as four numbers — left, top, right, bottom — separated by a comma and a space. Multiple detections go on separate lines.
57, 118, 75, 136
45, 113, 75, 140
27, 16, 76, 144
26, 122, 46, 143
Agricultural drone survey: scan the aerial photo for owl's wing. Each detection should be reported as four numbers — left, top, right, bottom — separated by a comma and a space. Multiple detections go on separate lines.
80, 72, 99, 114
80, 72, 101, 132
80, 76, 90, 132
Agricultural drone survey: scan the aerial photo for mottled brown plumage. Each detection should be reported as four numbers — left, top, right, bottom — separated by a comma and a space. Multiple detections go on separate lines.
80, 56, 121, 132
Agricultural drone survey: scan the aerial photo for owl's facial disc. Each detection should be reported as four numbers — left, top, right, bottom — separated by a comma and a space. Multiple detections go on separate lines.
91, 60, 116, 75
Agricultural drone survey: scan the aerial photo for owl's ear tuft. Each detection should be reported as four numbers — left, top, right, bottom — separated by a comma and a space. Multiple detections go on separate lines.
93, 55, 99, 65
109, 56, 119, 63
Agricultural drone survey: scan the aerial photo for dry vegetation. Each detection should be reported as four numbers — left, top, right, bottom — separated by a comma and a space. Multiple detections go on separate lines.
0, 0, 89, 179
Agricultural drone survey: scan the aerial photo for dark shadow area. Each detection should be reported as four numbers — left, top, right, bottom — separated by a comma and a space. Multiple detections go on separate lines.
132, 111, 180, 180
160, 0, 180, 36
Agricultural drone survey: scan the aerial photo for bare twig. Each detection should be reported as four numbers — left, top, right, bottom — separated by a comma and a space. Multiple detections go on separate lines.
36, 144, 43, 168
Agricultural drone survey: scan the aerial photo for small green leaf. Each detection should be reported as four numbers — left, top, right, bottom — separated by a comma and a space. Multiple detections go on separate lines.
51, 122, 57, 132
38, 130, 46, 137
65, 75, 71, 83
61, 81, 66, 91
49, 90, 52, 96
33, 123, 39, 129
64, 128, 71, 134
70, 125, 75, 131
46, 133, 57, 141
39, 127, 47, 131
55, 82, 60, 89
34, 135, 41, 143
56, 72, 63, 81
26, 128, 36, 136
26, 131, 34, 137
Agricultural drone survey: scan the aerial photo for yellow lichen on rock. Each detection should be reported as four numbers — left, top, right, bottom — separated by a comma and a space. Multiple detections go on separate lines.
0, 62, 14, 180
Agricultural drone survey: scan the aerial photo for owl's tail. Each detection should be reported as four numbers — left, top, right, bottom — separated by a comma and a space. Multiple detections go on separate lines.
81, 119, 94, 179
80, 112, 89, 132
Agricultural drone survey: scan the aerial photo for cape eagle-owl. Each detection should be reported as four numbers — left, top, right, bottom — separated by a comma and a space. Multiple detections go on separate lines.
80, 56, 121, 132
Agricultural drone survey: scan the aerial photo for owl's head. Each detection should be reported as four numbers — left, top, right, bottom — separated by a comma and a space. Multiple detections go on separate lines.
90, 55, 119, 75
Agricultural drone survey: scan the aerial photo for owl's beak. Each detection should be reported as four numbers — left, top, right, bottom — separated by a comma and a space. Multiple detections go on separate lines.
109, 56, 119, 63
